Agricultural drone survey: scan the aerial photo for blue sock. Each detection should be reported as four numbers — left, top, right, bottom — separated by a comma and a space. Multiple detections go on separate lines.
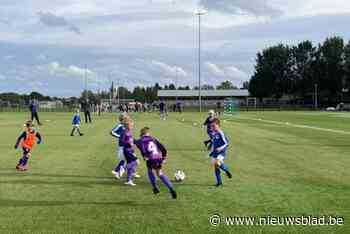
114, 160, 125, 172
219, 163, 230, 174
215, 169, 222, 184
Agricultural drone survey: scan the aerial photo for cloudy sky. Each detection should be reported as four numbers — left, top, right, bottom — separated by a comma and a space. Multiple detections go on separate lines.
1, 0, 350, 97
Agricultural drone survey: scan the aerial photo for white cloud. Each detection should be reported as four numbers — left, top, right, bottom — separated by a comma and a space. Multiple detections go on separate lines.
47, 62, 95, 77
205, 62, 225, 77
225, 65, 249, 80
150, 60, 188, 78
199, 0, 282, 17
205, 62, 249, 81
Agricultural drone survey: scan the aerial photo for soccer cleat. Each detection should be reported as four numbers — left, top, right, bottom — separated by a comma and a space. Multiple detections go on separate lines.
16, 164, 20, 170
153, 187, 160, 195
112, 170, 121, 179
124, 181, 136, 186
215, 183, 223, 187
19, 166, 28, 171
203, 141, 208, 147
119, 167, 125, 177
70, 134, 74, 136
170, 189, 177, 199
226, 171, 233, 179
80, 133, 84, 136
134, 173, 141, 179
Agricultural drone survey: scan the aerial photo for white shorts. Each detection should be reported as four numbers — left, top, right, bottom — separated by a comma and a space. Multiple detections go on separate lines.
118, 147, 125, 160
211, 155, 225, 165
73, 124, 80, 128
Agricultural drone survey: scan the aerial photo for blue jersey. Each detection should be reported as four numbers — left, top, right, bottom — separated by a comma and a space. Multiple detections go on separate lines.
210, 130, 229, 158
72, 115, 81, 125
111, 123, 126, 147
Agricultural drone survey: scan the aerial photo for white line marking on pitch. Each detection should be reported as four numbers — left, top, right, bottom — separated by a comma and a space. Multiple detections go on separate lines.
237, 116, 350, 135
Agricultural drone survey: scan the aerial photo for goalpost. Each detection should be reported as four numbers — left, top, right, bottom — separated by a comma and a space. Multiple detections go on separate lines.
246, 97, 257, 109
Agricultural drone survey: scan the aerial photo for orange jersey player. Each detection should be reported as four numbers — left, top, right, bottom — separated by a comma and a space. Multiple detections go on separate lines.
14, 120, 42, 171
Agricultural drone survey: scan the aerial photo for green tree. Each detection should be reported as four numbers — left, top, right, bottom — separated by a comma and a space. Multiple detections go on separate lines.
216, 81, 237, 90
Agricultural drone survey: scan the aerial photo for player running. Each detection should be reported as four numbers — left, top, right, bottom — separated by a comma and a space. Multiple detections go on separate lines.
209, 118, 232, 187
203, 110, 215, 149
70, 109, 84, 136
135, 127, 177, 199
14, 120, 42, 171
111, 113, 129, 179
120, 119, 139, 186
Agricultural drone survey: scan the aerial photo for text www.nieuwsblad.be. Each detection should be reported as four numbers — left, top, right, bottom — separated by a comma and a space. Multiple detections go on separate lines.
209, 214, 344, 227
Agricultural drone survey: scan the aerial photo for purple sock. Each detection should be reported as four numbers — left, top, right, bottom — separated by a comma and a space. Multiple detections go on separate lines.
148, 168, 157, 189
18, 157, 24, 165
127, 161, 137, 181
160, 174, 173, 190
114, 160, 125, 172
22, 156, 29, 166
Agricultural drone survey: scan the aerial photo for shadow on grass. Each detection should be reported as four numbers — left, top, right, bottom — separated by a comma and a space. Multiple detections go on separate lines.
0, 171, 111, 180
0, 199, 151, 207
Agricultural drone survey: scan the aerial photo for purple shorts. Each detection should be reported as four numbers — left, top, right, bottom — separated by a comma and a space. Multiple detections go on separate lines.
147, 159, 163, 170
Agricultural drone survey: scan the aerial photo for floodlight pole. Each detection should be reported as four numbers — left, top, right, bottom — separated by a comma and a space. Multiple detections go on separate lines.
195, 10, 207, 112
84, 64, 88, 102
314, 84, 318, 109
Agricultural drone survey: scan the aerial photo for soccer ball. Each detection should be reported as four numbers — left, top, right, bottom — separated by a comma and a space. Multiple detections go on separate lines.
174, 170, 186, 182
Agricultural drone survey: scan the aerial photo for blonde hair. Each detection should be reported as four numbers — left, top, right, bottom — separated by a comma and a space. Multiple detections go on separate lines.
140, 127, 150, 137
119, 113, 129, 122
124, 119, 134, 130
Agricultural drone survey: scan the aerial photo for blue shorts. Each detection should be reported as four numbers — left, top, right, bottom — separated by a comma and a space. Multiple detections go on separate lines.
209, 150, 227, 159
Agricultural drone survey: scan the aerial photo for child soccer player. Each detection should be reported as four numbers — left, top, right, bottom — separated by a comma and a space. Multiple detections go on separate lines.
111, 113, 129, 179
14, 120, 42, 171
71, 109, 84, 136
159, 101, 166, 120
120, 119, 139, 186
135, 127, 177, 199
203, 110, 215, 149
209, 118, 232, 187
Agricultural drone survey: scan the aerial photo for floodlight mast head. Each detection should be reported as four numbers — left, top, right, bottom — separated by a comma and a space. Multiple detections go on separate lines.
194, 9, 208, 15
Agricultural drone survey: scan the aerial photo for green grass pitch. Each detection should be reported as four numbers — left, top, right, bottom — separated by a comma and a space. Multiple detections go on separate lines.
0, 111, 349, 234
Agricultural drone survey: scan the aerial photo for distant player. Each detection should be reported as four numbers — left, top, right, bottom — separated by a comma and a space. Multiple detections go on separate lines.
81, 100, 92, 124
111, 113, 129, 179
159, 101, 166, 120
14, 120, 42, 171
135, 127, 177, 199
29, 99, 42, 126
120, 119, 139, 186
208, 118, 232, 187
203, 110, 215, 149
70, 109, 84, 136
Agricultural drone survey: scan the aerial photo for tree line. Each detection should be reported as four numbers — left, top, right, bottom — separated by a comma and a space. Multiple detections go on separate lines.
248, 36, 350, 106
0, 81, 237, 105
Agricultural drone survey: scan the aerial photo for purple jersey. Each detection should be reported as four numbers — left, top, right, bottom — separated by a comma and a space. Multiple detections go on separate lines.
135, 136, 167, 161
120, 130, 137, 162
